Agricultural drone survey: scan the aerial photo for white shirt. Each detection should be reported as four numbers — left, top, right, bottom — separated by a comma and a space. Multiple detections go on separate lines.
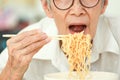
0, 15, 120, 80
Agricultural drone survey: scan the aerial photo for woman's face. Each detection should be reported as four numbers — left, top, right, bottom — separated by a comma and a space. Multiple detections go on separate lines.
42, 0, 108, 39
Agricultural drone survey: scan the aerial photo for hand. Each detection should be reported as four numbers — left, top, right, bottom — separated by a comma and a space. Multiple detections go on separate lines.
4, 29, 51, 80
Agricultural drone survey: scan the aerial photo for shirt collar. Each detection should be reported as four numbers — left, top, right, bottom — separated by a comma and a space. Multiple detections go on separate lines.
92, 15, 120, 56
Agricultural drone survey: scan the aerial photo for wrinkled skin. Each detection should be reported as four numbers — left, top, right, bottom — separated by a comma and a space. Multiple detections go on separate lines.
0, 30, 51, 80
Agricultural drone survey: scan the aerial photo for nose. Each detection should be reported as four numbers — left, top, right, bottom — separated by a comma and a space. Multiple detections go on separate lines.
69, 0, 86, 16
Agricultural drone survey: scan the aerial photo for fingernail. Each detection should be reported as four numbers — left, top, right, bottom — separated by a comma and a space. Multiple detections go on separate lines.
45, 38, 51, 42
41, 34, 47, 39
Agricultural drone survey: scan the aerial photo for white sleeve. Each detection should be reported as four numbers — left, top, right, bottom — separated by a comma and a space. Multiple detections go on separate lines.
18, 17, 55, 34
0, 48, 8, 73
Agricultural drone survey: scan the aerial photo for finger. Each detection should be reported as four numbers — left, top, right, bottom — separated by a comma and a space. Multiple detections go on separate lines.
9, 29, 42, 43
20, 50, 39, 66
6, 31, 45, 54
12, 47, 39, 66
15, 37, 51, 55
13, 32, 48, 50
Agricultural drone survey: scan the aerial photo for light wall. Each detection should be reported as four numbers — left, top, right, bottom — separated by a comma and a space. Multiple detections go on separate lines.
105, 0, 120, 17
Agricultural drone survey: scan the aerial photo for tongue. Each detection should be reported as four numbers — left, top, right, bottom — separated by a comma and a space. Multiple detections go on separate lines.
70, 25, 85, 33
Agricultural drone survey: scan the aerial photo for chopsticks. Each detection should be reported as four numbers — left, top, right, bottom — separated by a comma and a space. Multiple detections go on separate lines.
2, 34, 69, 40
50, 35, 69, 40
2, 34, 16, 37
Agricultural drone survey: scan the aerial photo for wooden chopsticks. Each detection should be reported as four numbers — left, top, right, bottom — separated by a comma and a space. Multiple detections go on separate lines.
2, 34, 69, 40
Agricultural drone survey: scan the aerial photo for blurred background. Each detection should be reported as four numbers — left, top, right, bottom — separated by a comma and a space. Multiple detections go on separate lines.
0, 0, 120, 53
0, 0, 46, 53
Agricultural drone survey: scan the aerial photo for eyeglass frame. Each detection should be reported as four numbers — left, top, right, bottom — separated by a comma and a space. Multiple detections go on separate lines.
53, 0, 100, 10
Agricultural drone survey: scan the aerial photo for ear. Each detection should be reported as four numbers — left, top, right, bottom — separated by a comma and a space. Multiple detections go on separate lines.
101, 0, 108, 14
41, 0, 53, 18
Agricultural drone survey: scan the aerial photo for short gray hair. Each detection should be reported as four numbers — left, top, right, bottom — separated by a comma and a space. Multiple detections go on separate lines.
46, 0, 50, 4
46, 0, 51, 8
101, 0, 105, 7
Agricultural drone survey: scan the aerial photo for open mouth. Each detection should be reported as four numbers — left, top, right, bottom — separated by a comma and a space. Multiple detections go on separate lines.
69, 25, 86, 34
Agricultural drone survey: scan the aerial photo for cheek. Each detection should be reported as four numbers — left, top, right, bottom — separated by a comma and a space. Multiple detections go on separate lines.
89, 15, 100, 38
52, 11, 68, 34
50, 3, 70, 34
86, 15, 97, 39
88, 9, 102, 38
53, 15, 66, 34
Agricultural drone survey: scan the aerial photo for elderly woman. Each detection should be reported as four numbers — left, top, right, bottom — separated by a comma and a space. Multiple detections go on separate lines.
0, 0, 120, 80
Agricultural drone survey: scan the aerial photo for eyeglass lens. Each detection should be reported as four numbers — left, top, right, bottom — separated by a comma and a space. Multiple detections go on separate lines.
53, 0, 99, 10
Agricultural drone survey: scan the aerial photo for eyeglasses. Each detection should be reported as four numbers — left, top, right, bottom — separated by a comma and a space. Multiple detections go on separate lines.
53, 0, 100, 10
